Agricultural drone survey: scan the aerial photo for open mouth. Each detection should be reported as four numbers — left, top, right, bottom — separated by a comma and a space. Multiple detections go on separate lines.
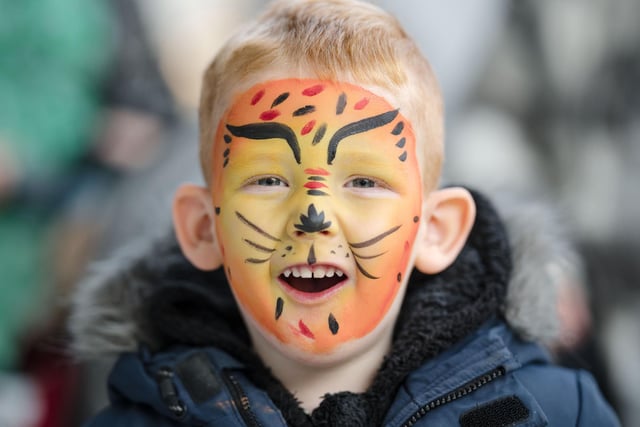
279, 265, 347, 293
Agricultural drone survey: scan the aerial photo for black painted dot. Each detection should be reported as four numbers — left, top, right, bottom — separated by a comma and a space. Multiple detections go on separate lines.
307, 245, 317, 265
396, 137, 406, 148
271, 92, 290, 108
399, 151, 407, 162
215, 207, 221, 215
224, 134, 232, 143
328, 313, 339, 335
293, 105, 316, 116
391, 121, 404, 135
413, 216, 419, 223
336, 93, 347, 115
223, 158, 229, 167
312, 123, 327, 145
223, 148, 230, 157
285, 246, 293, 251
275, 297, 284, 320
397, 273, 402, 282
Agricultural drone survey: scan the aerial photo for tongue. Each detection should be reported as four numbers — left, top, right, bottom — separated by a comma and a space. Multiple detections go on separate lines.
286, 276, 342, 293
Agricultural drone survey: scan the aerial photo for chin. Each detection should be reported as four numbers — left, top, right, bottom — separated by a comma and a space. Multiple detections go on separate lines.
242, 302, 399, 368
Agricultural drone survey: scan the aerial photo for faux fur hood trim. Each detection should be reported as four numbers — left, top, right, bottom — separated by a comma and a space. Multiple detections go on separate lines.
68, 190, 571, 359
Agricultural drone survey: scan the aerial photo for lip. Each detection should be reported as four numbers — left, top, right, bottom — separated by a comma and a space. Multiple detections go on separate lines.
277, 263, 349, 304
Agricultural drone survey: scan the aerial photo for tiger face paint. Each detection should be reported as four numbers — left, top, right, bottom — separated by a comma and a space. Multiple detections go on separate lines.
211, 79, 422, 356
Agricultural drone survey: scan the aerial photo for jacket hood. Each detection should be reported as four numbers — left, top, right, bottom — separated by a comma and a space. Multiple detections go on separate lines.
69, 189, 571, 360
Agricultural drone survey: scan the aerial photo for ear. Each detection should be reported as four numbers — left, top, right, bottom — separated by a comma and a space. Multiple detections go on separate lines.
414, 187, 476, 274
172, 183, 223, 270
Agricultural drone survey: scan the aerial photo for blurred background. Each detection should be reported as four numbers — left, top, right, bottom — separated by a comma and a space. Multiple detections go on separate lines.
0, 0, 637, 425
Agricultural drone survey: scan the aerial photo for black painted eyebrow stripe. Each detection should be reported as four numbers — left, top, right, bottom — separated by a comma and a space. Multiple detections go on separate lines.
236, 211, 281, 242
349, 225, 401, 249
327, 109, 399, 164
226, 122, 301, 164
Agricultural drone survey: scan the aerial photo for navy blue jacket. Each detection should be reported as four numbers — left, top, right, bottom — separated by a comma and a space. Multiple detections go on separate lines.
86, 321, 619, 426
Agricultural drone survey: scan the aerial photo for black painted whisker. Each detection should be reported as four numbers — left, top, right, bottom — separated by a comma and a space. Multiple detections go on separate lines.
351, 251, 386, 260
349, 225, 401, 249
354, 258, 379, 279
243, 239, 276, 253
245, 257, 271, 264
236, 211, 281, 242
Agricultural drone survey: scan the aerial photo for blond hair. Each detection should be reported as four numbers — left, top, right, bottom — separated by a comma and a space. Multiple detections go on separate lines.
199, 0, 443, 189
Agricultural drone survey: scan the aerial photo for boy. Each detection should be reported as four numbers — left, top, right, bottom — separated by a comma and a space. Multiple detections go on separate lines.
71, 0, 620, 425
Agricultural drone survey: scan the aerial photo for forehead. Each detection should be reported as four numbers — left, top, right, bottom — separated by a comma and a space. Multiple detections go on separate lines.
212, 78, 417, 172
225, 78, 400, 126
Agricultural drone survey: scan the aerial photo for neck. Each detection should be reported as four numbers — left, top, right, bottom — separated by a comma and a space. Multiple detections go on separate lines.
249, 329, 392, 413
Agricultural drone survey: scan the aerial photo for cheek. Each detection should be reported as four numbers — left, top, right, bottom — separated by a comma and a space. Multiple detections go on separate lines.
323, 212, 420, 345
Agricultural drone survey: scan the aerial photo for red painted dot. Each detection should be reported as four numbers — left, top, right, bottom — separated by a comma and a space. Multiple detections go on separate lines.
303, 84, 325, 96
298, 320, 315, 339
354, 98, 369, 110
260, 110, 281, 121
251, 89, 266, 105
301, 120, 316, 135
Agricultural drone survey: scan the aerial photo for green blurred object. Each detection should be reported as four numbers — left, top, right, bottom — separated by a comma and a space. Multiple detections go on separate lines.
0, 0, 113, 180
0, 0, 113, 369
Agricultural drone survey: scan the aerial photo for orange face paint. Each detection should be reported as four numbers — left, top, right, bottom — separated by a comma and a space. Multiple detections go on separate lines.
211, 79, 422, 355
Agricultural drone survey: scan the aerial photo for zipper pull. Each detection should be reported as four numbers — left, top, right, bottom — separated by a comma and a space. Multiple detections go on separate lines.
156, 367, 187, 419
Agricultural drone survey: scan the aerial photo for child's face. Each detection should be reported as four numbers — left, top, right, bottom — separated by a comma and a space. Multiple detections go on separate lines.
210, 78, 423, 356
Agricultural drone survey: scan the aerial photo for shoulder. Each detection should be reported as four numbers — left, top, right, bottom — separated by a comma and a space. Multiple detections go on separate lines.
85, 346, 287, 427
513, 364, 620, 426
385, 322, 620, 427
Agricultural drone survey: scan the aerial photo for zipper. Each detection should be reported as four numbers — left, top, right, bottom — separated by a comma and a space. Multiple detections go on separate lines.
222, 370, 262, 427
400, 366, 506, 427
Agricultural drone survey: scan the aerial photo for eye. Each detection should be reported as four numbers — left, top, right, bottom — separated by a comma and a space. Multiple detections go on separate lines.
255, 176, 287, 187
243, 175, 289, 193
346, 177, 377, 188
343, 175, 397, 198
345, 176, 388, 189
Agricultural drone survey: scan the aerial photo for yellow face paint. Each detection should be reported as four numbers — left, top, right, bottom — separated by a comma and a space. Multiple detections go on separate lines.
211, 79, 422, 354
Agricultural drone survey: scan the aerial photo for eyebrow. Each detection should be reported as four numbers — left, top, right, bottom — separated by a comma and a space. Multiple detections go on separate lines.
327, 109, 399, 164
226, 122, 301, 164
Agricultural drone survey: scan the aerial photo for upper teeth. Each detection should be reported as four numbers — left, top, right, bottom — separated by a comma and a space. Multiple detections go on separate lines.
283, 266, 345, 279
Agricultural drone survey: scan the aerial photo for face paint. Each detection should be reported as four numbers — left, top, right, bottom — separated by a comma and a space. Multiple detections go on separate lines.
212, 79, 422, 355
